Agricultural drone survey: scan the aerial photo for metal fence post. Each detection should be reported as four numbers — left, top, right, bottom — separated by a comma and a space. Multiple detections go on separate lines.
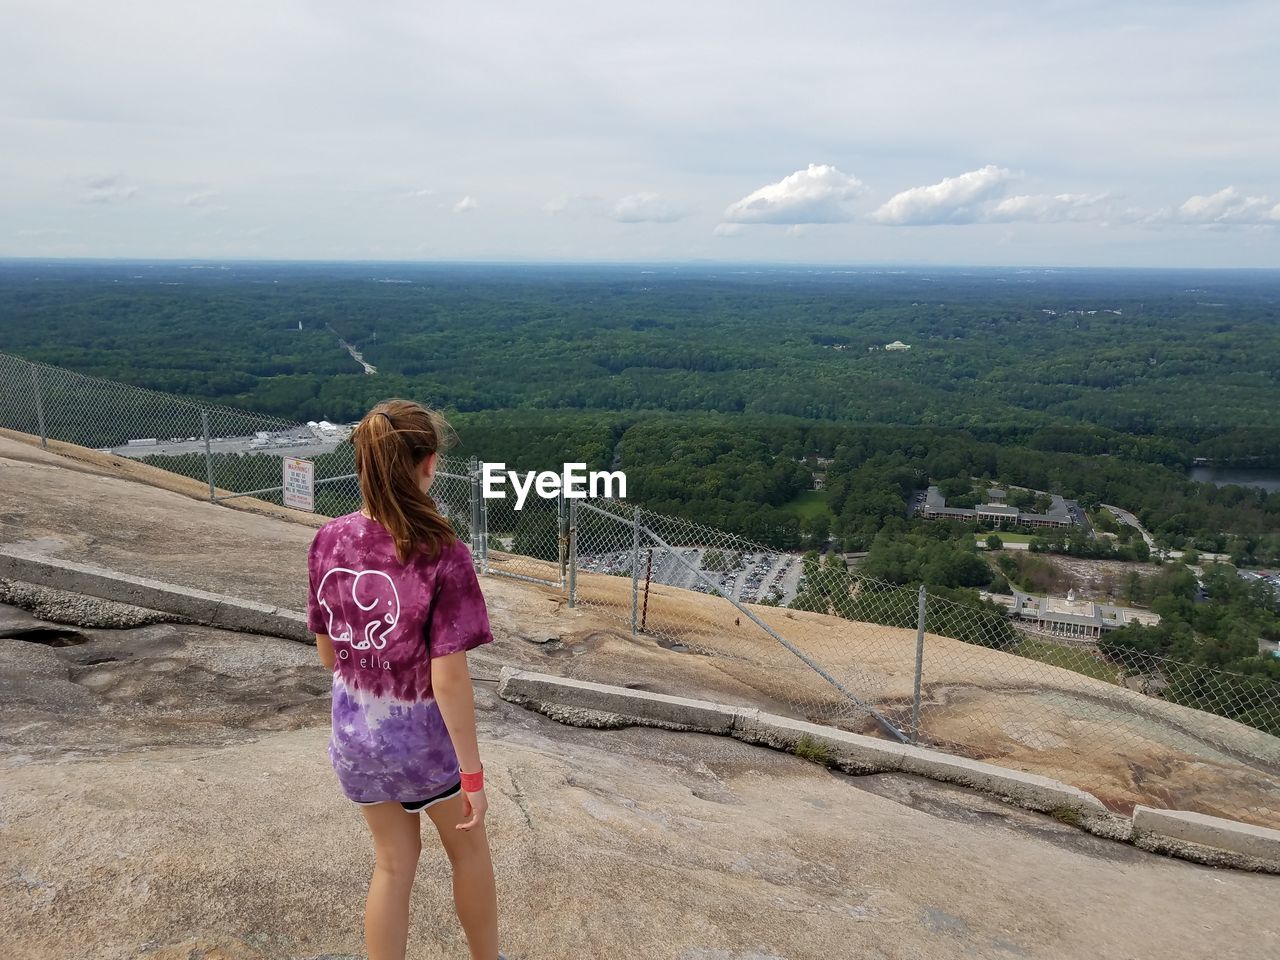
630, 506, 642, 635
199, 408, 216, 501
911, 584, 927, 744
567, 498, 578, 609
557, 490, 567, 587
468, 456, 481, 572
641, 548, 653, 632
29, 364, 48, 449
478, 461, 490, 575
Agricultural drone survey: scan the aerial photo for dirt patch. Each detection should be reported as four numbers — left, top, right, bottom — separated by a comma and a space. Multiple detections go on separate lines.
1000, 550, 1166, 604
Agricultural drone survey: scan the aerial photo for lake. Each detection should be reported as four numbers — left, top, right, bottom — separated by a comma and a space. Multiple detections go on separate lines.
1189, 467, 1280, 494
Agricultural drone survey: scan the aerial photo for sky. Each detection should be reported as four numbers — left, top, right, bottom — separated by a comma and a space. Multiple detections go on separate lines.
2, 0, 1278, 267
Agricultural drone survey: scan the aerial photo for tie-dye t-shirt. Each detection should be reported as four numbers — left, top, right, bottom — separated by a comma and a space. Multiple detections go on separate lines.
305, 512, 493, 804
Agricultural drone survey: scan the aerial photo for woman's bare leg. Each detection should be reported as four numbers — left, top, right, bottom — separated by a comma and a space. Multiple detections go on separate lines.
424, 793, 499, 960
359, 801, 423, 960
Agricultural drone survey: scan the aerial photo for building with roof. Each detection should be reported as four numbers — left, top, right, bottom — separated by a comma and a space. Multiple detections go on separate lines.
884, 340, 912, 351
976, 503, 1020, 524
1010, 588, 1160, 641
921, 486, 1074, 529
921, 485, 976, 520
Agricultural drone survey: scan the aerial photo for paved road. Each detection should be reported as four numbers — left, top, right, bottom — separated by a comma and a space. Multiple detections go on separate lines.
1103, 503, 1157, 551
1066, 499, 1093, 539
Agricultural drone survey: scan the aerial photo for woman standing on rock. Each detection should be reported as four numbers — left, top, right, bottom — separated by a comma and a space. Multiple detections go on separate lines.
305, 399, 504, 960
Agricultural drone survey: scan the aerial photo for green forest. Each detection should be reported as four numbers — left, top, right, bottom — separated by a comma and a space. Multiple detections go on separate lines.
2, 260, 1278, 703
3, 261, 1279, 445
3, 261, 1277, 559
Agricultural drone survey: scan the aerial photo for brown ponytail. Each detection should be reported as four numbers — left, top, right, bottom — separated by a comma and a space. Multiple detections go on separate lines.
352, 399, 458, 564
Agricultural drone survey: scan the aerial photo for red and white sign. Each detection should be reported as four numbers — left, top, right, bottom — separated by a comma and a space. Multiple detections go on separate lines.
283, 457, 315, 512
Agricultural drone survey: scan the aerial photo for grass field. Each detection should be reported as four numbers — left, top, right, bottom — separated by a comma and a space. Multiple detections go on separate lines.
782, 489, 832, 520
1013, 636, 1118, 682
978, 532, 1036, 545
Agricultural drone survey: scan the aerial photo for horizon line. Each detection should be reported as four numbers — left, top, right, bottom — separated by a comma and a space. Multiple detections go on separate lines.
2, 255, 1279, 273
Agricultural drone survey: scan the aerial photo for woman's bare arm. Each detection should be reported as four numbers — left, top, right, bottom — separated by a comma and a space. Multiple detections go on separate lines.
432, 649, 482, 771
432, 649, 487, 829
315, 633, 335, 670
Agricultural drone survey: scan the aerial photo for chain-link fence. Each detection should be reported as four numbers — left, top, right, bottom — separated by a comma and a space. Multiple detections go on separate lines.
477, 479, 567, 589
560, 498, 1280, 830
0, 350, 480, 524
2, 350, 1279, 830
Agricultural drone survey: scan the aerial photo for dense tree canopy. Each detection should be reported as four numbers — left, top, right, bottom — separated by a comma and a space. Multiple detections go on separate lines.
2, 261, 1277, 561
4, 260, 1277, 717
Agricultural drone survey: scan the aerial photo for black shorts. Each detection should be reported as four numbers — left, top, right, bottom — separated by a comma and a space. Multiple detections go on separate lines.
352, 778, 462, 813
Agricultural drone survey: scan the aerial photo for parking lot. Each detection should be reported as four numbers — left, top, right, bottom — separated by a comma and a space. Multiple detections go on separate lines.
575, 546, 804, 605
105, 427, 346, 461
1240, 569, 1280, 601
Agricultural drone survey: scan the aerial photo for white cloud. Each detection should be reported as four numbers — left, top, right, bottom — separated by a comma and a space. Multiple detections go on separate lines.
722, 163, 865, 224
80, 177, 139, 204
183, 190, 219, 206
406, 188, 436, 200
614, 192, 685, 223
543, 194, 609, 217
871, 164, 1012, 225
2, 2, 1278, 264
989, 192, 1112, 223
180, 190, 227, 215
452, 195, 477, 213
1169, 187, 1279, 224
712, 223, 745, 238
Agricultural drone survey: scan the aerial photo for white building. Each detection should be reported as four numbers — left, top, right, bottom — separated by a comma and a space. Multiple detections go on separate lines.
1010, 588, 1160, 641
885, 340, 912, 351
921, 485, 1074, 529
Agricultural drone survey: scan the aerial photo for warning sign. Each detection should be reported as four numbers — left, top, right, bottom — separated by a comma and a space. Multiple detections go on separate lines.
283, 457, 315, 512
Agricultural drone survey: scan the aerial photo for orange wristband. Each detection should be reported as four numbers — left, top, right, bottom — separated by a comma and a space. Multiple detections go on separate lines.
460, 766, 483, 792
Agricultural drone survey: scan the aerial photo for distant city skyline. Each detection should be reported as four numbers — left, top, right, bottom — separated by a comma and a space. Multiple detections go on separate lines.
3, 1, 1278, 267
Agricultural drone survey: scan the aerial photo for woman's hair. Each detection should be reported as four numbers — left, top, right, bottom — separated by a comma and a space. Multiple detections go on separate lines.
352, 398, 458, 564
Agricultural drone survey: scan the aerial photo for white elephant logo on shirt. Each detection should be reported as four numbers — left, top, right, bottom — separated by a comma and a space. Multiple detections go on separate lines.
317, 567, 402, 651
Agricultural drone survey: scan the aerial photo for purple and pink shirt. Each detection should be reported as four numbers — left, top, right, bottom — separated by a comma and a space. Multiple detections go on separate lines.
305, 512, 493, 803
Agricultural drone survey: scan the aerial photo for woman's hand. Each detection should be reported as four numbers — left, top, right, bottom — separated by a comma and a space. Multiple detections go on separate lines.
456, 787, 488, 831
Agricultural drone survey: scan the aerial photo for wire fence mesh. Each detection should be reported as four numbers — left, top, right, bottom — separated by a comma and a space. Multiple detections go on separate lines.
2, 350, 1279, 829
430, 461, 478, 543
478, 483, 566, 588
0, 354, 43, 439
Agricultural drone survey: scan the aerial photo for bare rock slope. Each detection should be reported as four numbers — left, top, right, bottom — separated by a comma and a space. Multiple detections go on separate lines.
1, 434, 1278, 960
4, 431, 1278, 827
